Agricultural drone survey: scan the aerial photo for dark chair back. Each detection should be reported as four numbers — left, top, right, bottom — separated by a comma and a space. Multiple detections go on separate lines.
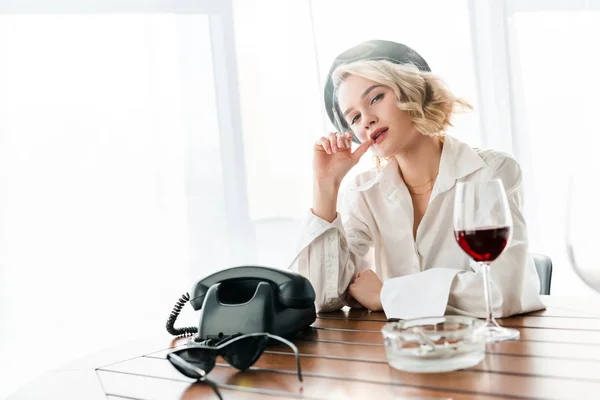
532, 253, 553, 295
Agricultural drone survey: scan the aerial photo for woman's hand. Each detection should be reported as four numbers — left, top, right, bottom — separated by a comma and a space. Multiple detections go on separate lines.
313, 132, 373, 185
348, 269, 383, 311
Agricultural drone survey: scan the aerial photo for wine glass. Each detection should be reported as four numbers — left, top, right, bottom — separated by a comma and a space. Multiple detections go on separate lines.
453, 179, 520, 342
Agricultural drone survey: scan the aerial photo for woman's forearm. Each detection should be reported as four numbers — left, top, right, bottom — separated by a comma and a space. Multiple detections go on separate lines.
312, 179, 340, 223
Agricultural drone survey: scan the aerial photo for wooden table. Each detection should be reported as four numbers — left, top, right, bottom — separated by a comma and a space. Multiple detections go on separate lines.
9, 296, 600, 400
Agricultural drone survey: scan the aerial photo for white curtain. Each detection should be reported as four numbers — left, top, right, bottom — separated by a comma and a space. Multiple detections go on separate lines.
507, 7, 600, 297
0, 14, 226, 397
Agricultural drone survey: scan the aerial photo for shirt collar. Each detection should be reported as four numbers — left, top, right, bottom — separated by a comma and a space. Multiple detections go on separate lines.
353, 135, 487, 197
434, 134, 488, 195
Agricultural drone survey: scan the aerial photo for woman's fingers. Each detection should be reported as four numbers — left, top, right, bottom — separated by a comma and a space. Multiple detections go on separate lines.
352, 138, 374, 162
336, 132, 348, 151
328, 132, 338, 153
330, 132, 353, 153
317, 132, 353, 154
317, 137, 332, 154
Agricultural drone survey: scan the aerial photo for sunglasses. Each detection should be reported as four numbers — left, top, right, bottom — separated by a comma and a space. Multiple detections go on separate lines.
167, 332, 303, 398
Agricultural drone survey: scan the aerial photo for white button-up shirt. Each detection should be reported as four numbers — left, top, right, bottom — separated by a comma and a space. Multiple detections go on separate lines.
290, 135, 544, 318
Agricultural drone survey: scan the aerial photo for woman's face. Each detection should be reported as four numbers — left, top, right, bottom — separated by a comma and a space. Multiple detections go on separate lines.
337, 74, 421, 157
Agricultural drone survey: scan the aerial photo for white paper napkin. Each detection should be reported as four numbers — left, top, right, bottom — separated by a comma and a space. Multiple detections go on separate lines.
380, 268, 461, 319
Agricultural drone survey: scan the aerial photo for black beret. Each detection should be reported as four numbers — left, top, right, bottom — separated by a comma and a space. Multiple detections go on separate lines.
324, 40, 431, 142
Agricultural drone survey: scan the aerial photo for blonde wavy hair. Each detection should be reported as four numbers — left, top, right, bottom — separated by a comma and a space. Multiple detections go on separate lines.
332, 60, 472, 168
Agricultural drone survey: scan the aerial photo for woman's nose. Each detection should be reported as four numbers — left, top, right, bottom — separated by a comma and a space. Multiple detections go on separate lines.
363, 113, 378, 131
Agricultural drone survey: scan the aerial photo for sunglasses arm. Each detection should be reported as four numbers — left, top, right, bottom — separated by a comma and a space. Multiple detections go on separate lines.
268, 334, 303, 382
190, 333, 304, 383
203, 377, 224, 400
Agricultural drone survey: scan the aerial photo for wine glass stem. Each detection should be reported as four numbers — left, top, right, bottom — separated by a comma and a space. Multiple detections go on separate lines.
480, 262, 496, 325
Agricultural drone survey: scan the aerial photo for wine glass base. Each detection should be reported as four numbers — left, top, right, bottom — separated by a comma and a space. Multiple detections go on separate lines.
477, 325, 520, 343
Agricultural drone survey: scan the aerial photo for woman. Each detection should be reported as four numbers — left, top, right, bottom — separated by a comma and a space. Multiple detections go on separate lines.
291, 40, 544, 318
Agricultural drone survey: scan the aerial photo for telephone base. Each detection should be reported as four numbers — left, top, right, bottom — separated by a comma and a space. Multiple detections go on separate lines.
196, 279, 316, 340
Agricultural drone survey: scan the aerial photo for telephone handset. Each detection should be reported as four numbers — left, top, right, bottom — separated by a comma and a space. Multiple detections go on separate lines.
166, 266, 316, 340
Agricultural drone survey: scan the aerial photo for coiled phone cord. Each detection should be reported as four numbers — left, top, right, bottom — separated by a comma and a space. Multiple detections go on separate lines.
165, 292, 198, 337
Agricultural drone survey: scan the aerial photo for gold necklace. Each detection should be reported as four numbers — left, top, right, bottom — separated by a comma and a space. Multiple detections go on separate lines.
405, 172, 439, 189
408, 186, 434, 196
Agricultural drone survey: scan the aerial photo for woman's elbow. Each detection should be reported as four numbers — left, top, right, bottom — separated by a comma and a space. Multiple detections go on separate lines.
494, 280, 543, 317
314, 295, 344, 313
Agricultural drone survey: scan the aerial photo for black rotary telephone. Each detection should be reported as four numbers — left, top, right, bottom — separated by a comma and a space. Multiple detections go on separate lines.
166, 266, 316, 340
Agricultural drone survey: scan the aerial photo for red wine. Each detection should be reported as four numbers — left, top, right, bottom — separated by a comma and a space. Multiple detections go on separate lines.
454, 226, 510, 262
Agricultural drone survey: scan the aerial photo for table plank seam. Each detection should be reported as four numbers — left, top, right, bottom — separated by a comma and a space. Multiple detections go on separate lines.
263, 348, 600, 367
144, 344, 187, 357
98, 368, 322, 400
293, 340, 600, 364
541, 306, 600, 318
316, 314, 600, 321
312, 326, 381, 332
140, 352, 600, 386
94, 368, 109, 398
215, 360, 600, 396
504, 338, 600, 346
146, 332, 600, 352
142, 337, 600, 373
106, 390, 302, 400
301, 333, 600, 347
104, 357, 548, 400
106, 395, 144, 400
144, 342, 600, 369
312, 324, 600, 333
95, 346, 181, 371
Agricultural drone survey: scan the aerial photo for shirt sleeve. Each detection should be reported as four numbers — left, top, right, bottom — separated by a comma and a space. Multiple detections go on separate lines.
381, 155, 545, 319
288, 192, 373, 312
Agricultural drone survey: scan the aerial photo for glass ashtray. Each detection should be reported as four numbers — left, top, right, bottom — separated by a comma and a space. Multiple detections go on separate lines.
381, 315, 485, 373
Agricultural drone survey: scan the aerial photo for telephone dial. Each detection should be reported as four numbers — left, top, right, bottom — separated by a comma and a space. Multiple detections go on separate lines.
166, 266, 316, 340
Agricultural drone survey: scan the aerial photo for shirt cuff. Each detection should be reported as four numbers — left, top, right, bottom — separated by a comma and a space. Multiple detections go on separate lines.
380, 268, 461, 319
296, 209, 344, 251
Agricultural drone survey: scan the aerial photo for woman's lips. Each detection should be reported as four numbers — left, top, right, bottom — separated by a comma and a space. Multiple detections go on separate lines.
373, 128, 388, 143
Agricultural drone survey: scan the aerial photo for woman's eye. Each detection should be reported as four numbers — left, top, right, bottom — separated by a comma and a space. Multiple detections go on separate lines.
370, 93, 383, 105
349, 94, 383, 125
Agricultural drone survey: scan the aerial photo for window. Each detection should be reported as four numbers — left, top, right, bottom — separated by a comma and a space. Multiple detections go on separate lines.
508, 7, 599, 295
0, 13, 223, 396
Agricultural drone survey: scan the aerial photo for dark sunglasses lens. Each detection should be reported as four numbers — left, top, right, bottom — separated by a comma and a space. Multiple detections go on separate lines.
168, 348, 217, 379
221, 335, 269, 370
168, 355, 200, 379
